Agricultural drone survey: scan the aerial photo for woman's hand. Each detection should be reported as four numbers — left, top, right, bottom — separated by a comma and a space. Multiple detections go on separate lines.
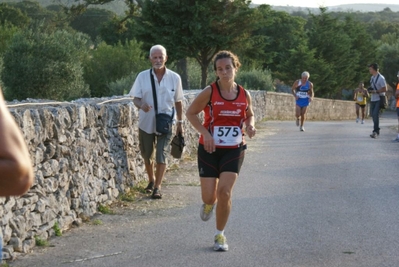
246, 125, 256, 139
203, 133, 215, 153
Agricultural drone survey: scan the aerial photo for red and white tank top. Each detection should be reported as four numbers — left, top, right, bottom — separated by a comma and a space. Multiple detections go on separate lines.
199, 82, 248, 148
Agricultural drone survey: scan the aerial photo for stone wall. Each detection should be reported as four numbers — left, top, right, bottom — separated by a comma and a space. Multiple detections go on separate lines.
0, 91, 355, 259
264, 92, 361, 121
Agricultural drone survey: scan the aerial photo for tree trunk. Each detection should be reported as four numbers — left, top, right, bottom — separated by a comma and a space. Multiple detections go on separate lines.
200, 63, 208, 89
176, 58, 189, 89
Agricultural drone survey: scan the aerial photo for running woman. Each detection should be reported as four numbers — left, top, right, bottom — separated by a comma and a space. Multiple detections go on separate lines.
186, 50, 256, 251
353, 82, 369, 124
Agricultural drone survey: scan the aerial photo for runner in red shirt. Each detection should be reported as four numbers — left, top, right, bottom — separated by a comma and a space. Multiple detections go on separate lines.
186, 50, 256, 251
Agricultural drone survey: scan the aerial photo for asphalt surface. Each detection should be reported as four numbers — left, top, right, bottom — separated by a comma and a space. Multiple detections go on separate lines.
9, 111, 399, 267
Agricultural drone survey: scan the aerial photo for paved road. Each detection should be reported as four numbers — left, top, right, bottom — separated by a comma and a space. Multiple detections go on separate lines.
10, 112, 399, 267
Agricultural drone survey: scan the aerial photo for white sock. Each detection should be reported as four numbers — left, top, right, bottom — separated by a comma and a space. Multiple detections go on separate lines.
215, 230, 224, 236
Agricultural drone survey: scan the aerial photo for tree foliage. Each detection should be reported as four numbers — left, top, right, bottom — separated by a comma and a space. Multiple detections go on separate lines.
0, 23, 21, 55
377, 41, 399, 88
136, 0, 259, 88
99, 17, 137, 45
303, 8, 377, 98
83, 40, 147, 97
1, 23, 90, 101
70, 8, 116, 41
1, 0, 399, 99
0, 3, 30, 28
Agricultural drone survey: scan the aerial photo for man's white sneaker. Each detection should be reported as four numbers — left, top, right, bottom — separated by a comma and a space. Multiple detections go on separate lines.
214, 234, 228, 251
392, 137, 399, 142
300, 126, 305, 132
361, 120, 364, 124
356, 118, 359, 123
200, 204, 214, 221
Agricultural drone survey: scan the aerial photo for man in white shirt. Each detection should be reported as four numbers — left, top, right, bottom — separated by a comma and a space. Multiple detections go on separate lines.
129, 45, 184, 199
368, 63, 387, 139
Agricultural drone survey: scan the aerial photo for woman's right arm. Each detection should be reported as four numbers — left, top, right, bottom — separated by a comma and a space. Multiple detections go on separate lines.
291, 80, 298, 97
186, 86, 215, 153
353, 89, 358, 101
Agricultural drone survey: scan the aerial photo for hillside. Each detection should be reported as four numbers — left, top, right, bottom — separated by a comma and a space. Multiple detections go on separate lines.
270, 3, 399, 13
1, 0, 399, 16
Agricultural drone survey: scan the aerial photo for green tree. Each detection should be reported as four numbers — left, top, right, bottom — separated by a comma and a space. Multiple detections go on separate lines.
99, 17, 137, 45
306, 8, 359, 98
341, 15, 377, 87
273, 42, 325, 88
136, 0, 259, 88
70, 8, 116, 41
83, 40, 147, 97
0, 3, 30, 28
8, 0, 70, 31
377, 41, 399, 88
1, 23, 90, 101
0, 23, 21, 55
251, 5, 308, 73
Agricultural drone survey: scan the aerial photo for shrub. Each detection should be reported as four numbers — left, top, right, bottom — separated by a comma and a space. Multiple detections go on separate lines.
1, 23, 90, 101
108, 71, 137, 96
0, 22, 21, 55
83, 40, 147, 97
236, 69, 275, 91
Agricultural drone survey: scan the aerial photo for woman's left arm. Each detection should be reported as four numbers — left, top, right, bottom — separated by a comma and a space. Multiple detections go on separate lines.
244, 90, 256, 139
309, 82, 314, 101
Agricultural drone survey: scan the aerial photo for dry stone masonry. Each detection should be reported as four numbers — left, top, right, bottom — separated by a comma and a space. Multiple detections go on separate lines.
1, 91, 355, 260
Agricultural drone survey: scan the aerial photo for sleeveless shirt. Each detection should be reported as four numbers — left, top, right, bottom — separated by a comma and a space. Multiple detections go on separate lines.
199, 82, 248, 148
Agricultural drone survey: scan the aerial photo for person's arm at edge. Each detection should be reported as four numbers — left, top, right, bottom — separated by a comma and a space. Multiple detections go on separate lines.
309, 82, 314, 101
0, 90, 34, 196
377, 86, 387, 93
185, 86, 212, 137
364, 88, 370, 98
244, 90, 256, 139
175, 101, 183, 135
186, 87, 216, 153
174, 75, 184, 135
291, 80, 299, 97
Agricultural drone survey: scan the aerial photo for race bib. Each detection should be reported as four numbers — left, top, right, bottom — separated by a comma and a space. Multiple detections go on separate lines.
213, 126, 242, 146
297, 91, 308, 98
357, 95, 363, 102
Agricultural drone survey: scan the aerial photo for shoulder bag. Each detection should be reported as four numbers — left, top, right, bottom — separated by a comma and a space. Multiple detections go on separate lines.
150, 69, 174, 134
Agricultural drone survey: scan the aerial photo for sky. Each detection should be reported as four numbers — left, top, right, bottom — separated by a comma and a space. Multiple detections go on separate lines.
251, 0, 399, 8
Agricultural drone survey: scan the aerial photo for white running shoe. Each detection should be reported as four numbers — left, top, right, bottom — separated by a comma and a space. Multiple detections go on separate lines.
392, 137, 399, 142
300, 126, 305, 132
214, 234, 228, 251
361, 120, 364, 124
200, 204, 214, 221
356, 118, 359, 123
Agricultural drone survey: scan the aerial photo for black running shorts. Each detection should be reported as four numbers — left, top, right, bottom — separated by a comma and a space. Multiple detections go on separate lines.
197, 143, 246, 178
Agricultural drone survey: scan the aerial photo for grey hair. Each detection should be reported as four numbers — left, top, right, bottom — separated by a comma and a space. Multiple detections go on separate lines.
301, 71, 310, 78
149, 45, 167, 57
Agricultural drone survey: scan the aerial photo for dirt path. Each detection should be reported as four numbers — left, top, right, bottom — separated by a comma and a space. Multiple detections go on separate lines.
8, 158, 201, 266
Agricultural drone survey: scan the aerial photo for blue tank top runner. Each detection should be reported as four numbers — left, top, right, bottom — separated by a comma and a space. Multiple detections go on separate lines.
296, 80, 310, 108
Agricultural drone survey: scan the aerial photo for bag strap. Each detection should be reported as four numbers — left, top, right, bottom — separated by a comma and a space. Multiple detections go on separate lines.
371, 74, 380, 90
150, 69, 158, 115
150, 69, 175, 117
